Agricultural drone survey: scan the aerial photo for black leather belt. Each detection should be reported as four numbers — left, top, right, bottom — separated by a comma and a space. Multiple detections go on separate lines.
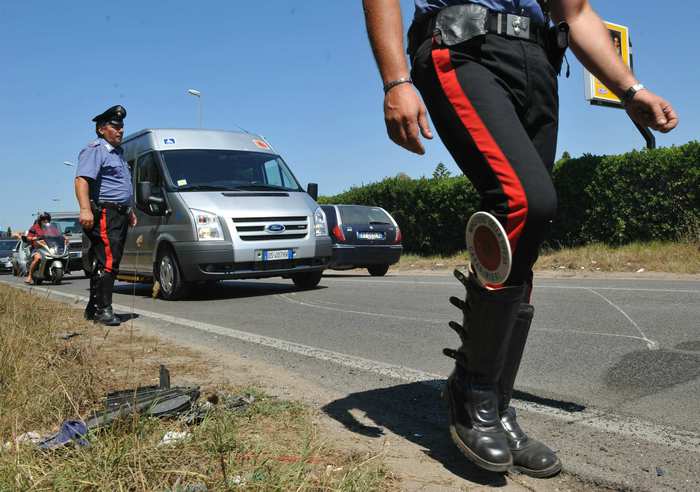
408, 7, 548, 54
96, 201, 130, 214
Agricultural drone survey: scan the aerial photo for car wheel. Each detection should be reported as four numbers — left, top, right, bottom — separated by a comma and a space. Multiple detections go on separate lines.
156, 246, 189, 300
292, 271, 323, 289
367, 264, 390, 277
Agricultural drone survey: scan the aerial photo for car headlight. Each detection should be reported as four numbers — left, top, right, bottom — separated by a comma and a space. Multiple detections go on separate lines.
313, 207, 328, 237
190, 209, 224, 241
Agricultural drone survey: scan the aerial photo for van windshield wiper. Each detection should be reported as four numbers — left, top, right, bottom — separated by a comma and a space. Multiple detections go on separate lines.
236, 184, 298, 191
177, 184, 240, 192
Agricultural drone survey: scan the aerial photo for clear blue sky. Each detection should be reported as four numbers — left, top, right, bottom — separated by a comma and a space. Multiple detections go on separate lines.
1, 0, 697, 230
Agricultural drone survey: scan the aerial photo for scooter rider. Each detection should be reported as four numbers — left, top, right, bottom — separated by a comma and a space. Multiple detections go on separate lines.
24, 212, 65, 284
363, 0, 677, 477
74, 105, 137, 326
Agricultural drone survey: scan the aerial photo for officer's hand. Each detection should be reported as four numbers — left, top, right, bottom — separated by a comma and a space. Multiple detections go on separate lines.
80, 209, 94, 231
384, 84, 433, 154
625, 90, 678, 134
129, 211, 137, 228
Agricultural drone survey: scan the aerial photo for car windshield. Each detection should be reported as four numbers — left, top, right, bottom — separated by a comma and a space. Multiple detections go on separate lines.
160, 150, 302, 192
51, 218, 81, 235
0, 240, 15, 253
338, 206, 393, 225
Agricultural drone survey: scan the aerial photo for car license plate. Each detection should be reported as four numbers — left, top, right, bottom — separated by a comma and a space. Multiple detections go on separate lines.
357, 231, 385, 240
262, 249, 292, 261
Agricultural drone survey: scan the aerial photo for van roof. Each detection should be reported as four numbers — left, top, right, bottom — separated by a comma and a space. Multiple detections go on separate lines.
122, 128, 276, 154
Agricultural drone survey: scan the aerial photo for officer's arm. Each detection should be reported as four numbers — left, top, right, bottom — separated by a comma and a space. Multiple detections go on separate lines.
363, 0, 432, 154
551, 0, 678, 133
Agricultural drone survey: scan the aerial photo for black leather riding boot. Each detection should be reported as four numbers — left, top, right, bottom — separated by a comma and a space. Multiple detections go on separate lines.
499, 304, 561, 477
84, 275, 98, 320
443, 270, 526, 472
94, 271, 120, 326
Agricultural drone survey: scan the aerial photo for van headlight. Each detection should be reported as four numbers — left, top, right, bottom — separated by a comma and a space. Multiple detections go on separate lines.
313, 207, 328, 237
190, 209, 224, 241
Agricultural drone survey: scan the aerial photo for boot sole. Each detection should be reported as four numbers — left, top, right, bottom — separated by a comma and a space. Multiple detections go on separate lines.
512, 460, 562, 479
443, 386, 512, 473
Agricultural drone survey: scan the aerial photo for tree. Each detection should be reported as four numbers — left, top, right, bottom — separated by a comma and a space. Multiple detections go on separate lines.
432, 162, 451, 180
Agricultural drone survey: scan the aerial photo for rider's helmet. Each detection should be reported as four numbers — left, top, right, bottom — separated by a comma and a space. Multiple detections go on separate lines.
38, 211, 51, 223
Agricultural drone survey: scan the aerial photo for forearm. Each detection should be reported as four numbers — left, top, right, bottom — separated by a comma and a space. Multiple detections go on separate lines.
74, 177, 92, 211
362, 0, 410, 84
552, 1, 636, 98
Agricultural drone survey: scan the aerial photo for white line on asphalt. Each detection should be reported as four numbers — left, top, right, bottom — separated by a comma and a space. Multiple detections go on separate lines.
6, 281, 700, 454
585, 289, 659, 350
279, 293, 445, 324
321, 277, 700, 294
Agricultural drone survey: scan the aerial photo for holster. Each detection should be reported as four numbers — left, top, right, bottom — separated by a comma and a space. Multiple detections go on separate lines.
545, 22, 569, 75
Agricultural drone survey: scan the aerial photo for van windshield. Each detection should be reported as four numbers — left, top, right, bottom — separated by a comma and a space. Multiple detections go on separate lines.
160, 150, 303, 192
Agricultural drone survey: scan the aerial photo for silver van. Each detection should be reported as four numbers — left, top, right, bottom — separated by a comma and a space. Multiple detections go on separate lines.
117, 128, 331, 299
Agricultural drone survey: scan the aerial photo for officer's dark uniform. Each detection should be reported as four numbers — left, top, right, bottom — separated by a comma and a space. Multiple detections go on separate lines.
76, 105, 132, 326
406, 0, 564, 477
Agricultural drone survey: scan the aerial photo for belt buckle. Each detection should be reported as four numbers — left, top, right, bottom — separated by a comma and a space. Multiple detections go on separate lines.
505, 13, 530, 39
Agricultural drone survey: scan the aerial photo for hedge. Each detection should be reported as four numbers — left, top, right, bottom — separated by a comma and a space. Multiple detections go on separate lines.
320, 142, 700, 254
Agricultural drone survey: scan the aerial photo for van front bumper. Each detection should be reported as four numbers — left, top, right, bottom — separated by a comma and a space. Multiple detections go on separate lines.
174, 237, 332, 281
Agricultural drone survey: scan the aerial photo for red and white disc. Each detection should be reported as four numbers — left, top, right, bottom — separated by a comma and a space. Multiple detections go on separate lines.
465, 212, 512, 285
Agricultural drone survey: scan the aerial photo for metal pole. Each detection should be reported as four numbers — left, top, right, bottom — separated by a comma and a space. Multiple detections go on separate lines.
198, 97, 202, 128
633, 121, 656, 149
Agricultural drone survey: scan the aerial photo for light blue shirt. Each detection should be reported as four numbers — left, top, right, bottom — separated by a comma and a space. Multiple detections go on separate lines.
414, 0, 545, 24
76, 138, 133, 205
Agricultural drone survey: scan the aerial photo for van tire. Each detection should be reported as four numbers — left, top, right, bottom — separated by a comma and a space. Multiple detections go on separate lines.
156, 246, 189, 300
367, 264, 390, 277
292, 271, 322, 289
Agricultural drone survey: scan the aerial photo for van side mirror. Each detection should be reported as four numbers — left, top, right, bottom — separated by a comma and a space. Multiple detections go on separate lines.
307, 183, 318, 201
137, 181, 153, 206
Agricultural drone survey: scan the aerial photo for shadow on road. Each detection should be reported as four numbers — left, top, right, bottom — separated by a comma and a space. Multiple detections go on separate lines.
322, 380, 508, 487
112, 280, 327, 302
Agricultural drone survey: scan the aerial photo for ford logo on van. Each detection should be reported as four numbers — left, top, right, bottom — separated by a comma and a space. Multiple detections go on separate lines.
266, 224, 286, 234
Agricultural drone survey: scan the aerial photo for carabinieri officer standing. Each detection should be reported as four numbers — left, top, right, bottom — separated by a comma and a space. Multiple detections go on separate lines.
363, 0, 678, 478
75, 105, 137, 326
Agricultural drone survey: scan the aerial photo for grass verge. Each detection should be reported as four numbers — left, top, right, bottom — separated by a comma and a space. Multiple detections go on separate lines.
0, 285, 390, 491
395, 241, 700, 274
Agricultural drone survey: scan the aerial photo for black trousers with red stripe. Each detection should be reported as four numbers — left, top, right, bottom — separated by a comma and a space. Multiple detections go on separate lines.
410, 33, 559, 290
84, 206, 128, 308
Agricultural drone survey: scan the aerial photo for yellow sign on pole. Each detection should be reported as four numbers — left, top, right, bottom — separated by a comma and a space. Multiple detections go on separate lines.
584, 21, 632, 107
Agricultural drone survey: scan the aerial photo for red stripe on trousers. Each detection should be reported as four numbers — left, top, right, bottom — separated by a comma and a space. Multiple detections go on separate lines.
432, 46, 528, 252
99, 208, 114, 273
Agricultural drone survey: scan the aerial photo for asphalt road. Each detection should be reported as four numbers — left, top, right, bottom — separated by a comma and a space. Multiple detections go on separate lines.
5, 270, 700, 489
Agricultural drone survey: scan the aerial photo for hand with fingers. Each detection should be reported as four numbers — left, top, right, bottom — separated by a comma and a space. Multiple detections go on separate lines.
383, 83, 433, 154
625, 89, 678, 134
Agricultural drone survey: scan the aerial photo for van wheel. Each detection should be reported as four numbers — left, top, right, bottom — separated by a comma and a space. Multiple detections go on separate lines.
367, 265, 390, 277
292, 271, 322, 289
156, 247, 189, 300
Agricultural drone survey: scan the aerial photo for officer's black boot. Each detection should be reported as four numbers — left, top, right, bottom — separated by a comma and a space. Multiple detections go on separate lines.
443, 270, 526, 472
94, 271, 120, 327
84, 275, 98, 320
499, 304, 562, 478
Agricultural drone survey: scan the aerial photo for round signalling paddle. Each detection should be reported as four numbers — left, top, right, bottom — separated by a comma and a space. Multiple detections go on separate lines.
465, 211, 512, 286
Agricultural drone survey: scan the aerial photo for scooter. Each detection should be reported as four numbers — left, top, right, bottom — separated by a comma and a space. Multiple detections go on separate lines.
22, 235, 71, 285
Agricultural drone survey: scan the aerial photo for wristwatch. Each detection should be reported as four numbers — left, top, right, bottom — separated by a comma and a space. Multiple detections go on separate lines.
621, 83, 645, 106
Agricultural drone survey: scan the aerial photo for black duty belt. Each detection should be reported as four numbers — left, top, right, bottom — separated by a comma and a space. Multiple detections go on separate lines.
96, 201, 130, 214
408, 6, 548, 54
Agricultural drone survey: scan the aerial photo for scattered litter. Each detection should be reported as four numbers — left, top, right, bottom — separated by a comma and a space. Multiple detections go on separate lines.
2, 431, 42, 450
37, 420, 89, 450
56, 332, 81, 340
229, 475, 244, 486
558, 266, 566, 269
159, 431, 191, 446
170, 478, 208, 492
636, 268, 646, 273
413, 433, 423, 438
656, 467, 666, 477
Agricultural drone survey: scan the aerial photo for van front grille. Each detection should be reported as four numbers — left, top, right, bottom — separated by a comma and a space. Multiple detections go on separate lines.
232, 216, 309, 241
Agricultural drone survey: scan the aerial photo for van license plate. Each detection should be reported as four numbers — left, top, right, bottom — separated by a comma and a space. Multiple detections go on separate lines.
357, 232, 385, 240
263, 249, 293, 261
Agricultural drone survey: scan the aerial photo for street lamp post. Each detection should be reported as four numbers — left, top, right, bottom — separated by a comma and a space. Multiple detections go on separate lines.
187, 88, 202, 128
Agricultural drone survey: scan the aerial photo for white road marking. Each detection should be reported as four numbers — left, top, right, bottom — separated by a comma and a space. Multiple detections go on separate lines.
321, 277, 700, 294
585, 288, 659, 350
6, 280, 700, 454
